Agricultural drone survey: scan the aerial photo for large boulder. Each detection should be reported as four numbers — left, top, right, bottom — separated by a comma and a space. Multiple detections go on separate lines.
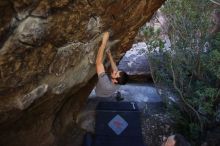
0, 0, 166, 146
118, 42, 153, 82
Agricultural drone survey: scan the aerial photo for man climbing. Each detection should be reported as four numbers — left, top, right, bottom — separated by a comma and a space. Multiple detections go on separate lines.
95, 31, 128, 100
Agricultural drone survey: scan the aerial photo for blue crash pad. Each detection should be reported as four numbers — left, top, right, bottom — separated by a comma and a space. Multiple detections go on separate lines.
93, 102, 146, 146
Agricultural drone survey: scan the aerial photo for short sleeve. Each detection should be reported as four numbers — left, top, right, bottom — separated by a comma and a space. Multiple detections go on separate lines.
95, 73, 118, 97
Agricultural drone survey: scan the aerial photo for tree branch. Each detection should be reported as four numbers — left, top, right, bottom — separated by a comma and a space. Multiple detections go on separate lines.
170, 58, 203, 131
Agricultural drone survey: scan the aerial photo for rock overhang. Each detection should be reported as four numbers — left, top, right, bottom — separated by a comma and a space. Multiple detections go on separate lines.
0, 1, 166, 146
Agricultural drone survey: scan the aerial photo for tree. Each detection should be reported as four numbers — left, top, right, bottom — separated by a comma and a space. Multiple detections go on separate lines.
145, 0, 219, 145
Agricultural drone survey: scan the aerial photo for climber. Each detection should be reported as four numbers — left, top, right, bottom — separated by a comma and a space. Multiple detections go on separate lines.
95, 31, 128, 100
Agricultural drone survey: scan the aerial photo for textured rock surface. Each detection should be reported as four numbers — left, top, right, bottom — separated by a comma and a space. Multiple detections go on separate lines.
0, 0, 165, 146
118, 42, 150, 75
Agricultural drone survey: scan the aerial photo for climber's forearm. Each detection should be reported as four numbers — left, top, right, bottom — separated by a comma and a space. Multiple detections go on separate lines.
107, 52, 118, 71
96, 32, 109, 65
96, 44, 106, 65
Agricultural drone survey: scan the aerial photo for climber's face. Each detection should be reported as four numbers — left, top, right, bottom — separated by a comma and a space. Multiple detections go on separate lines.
111, 70, 120, 84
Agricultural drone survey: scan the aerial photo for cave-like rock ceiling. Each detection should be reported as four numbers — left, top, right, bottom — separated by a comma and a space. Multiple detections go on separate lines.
0, 0, 165, 146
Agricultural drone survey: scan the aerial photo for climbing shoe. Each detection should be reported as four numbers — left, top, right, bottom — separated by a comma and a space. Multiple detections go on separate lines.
116, 91, 124, 101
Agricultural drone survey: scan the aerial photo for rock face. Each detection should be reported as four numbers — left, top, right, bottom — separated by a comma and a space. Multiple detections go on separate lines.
0, 0, 165, 146
118, 42, 149, 75
118, 42, 153, 82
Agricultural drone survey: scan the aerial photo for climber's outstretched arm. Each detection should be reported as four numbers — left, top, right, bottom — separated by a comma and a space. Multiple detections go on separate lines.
96, 32, 109, 75
106, 49, 118, 71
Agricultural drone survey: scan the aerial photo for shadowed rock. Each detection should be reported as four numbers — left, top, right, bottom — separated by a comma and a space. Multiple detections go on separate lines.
16, 84, 48, 110
0, 0, 166, 146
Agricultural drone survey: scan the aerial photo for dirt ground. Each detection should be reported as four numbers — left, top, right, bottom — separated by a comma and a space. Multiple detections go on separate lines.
141, 102, 175, 146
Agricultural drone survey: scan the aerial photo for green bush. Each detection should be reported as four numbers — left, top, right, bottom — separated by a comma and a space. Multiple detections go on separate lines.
144, 0, 219, 145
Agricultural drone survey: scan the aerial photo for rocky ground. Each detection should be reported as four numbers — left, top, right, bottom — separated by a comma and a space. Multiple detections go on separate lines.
141, 102, 174, 146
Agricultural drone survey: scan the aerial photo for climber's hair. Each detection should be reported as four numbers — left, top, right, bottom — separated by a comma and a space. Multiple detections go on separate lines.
116, 71, 128, 85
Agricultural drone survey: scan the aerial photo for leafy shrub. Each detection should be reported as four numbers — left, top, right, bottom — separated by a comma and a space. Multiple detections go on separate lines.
143, 0, 219, 145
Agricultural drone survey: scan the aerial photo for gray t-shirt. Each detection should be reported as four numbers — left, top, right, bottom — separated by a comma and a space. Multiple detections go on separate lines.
95, 72, 118, 97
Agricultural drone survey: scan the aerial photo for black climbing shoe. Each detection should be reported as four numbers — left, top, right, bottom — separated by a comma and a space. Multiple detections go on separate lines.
116, 91, 124, 101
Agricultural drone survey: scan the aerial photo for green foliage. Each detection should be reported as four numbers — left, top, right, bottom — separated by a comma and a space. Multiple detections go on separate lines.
204, 33, 220, 79
167, 105, 201, 145
143, 0, 219, 145
195, 87, 217, 115
143, 27, 154, 39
